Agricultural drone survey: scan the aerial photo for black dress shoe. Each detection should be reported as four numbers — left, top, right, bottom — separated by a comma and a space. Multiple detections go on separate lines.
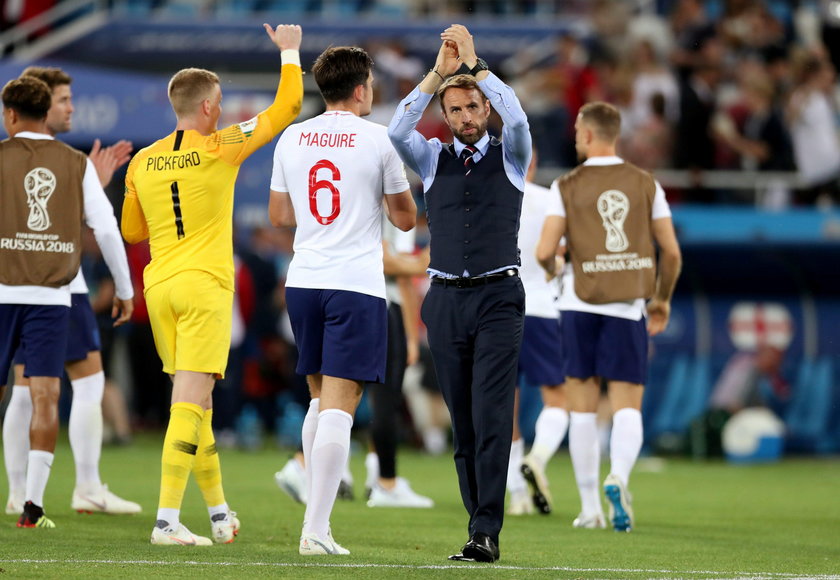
461, 532, 499, 563
447, 550, 474, 562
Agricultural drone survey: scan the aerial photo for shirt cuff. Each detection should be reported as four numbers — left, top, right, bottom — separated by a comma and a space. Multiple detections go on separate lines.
281, 49, 301, 67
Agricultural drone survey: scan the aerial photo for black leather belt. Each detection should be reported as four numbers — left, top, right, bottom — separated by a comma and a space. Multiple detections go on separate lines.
431, 269, 518, 288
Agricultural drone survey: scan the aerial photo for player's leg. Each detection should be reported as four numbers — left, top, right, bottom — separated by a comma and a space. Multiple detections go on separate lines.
145, 275, 212, 546
284, 288, 326, 520
367, 302, 432, 508
519, 316, 566, 514
151, 370, 213, 545
175, 276, 237, 543
563, 312, 606, 529
296, 289, 385, 555
506, 388, 533, 515
16, 304, 70, 529
598, 315, 647, 532
3, 363, 31, 514
66, 344, 141, 514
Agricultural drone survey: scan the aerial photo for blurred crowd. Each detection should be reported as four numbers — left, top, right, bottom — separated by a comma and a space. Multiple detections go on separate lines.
366, 0, 840, 207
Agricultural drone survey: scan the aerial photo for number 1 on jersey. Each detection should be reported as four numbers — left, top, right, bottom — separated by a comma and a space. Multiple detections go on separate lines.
171, 181, 185, 239
308, 159, 341, 225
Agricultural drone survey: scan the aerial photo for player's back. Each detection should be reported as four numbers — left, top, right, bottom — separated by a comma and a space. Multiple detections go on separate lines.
276, 112, 396, 297
127, 130, 243, 292
519, 181, 558, 318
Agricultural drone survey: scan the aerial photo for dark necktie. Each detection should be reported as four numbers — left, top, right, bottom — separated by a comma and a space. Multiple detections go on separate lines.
460, 145, 478, 175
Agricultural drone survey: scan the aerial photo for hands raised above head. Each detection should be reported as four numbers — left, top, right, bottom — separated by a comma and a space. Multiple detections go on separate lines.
263, 23, 302, 52
441, 24, 478, 70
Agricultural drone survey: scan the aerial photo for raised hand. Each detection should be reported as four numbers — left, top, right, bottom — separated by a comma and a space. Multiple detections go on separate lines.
434, 40, 461, 78
263, 23, 302, 52
441, 24, 477, 69
89, 139, 133, 188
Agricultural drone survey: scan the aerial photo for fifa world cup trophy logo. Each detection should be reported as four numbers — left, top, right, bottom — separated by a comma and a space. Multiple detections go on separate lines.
597, 189, 630, 253
25, 167, 57, 232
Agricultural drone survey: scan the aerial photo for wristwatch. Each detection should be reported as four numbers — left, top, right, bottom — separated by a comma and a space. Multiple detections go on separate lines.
468, 58, 489, 76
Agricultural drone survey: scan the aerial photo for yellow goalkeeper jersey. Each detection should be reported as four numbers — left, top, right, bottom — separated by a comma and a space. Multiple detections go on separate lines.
122, 61, 302, 293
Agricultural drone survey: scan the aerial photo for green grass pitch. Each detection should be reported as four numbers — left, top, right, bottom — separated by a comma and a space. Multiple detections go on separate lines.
1, 432, 838, 579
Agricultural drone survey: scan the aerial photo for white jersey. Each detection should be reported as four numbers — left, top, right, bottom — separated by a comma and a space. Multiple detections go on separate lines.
547, 156, 671, 321
383, 217, 416, 306
519, 181, 559, 319
271, 111, 410, 299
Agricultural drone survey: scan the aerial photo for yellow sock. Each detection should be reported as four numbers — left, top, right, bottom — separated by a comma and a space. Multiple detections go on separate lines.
193, 409, 226, 509
159, 402, 203, 511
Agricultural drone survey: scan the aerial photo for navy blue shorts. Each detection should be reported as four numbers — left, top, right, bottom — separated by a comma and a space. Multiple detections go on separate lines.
13, 293, 100, 366
518, 315, 564, 387
0, 303, 70, 381
560, 310, 648, 385
286, 288, 387, 383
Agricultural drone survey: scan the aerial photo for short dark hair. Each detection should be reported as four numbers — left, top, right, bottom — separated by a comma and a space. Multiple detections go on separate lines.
436, 74, 488, 110
2, 77, 52, 121
579, 101, 622, 142
20, 66, 72, 90
312, 46, 373, 104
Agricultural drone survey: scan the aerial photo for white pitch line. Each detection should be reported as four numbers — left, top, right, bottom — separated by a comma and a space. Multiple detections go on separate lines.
0, 559, 838, 579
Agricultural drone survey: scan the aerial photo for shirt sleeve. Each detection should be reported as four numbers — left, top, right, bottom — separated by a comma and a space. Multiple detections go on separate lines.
387, 86, 441, 181
217, 54, 303, 166
478, 72, 532, 179
121, 155, 150, 244
381, 132, 411, 195
651, 180, 671, 219
269, 132, 289, 192
82, 159, 133, 300
548, 179, 566, 217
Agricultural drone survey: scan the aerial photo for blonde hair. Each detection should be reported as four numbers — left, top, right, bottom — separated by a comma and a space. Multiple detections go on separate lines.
167, 68, 220, 117
578, 101, 622, 142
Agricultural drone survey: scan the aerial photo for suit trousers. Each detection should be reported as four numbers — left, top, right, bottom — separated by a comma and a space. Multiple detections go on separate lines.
421, 275, 525, 544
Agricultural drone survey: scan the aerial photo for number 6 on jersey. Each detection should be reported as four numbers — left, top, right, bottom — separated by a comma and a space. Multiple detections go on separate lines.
308, 159, 341, 225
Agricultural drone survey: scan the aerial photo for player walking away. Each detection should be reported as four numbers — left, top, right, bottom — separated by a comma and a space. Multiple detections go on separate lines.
3, 65, 139, 517
506, 150, 569, 517
121, 23, 303, 546
268, 45, 416, 555
537, 101, 682, 532
0, 77, 133, 529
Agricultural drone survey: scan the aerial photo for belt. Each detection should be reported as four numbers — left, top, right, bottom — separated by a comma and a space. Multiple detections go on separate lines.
431, 269, 518, 288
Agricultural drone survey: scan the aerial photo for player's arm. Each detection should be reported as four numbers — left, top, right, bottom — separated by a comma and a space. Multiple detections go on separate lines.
384, 189, 416, 232
81, 158, 134, 326
269, 189, 296, 228
536, 215, 566, 280
224, 25, 303, 165
120, 157, 150, 244
387, 41, 457, 181
647, 216, 682, 337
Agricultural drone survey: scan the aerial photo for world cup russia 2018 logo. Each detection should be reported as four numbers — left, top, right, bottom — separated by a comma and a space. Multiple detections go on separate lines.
25, 167, 57, 232
597, 189, 630, 252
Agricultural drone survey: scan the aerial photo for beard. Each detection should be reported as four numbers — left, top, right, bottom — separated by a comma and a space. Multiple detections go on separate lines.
452, 120, 487, 145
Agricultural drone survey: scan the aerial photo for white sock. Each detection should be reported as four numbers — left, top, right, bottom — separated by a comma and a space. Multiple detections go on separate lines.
3, 386, 32, 498
25, 450, 54, 507
365, 452, 379, 490
304, 409, 352, 539
610, 408, 643, 488
506, 437, 526, 493
301, 398, 319, 526
70, 372, 105, 490
208, 502, 230, 520
569, 412, 602, 517
529, 407, 569, 469
157, 507, 179, 527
